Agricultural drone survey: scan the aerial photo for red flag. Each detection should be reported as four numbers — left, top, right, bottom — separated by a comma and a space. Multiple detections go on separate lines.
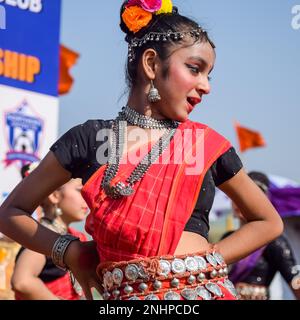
234, 121, 266, 153
58, 45, 79, 95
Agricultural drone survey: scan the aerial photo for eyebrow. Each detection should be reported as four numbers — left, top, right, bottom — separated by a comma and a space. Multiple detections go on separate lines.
188, 56, 214, 73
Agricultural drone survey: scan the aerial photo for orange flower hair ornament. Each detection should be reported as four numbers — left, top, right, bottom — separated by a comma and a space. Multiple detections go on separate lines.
122, 0, 173, 33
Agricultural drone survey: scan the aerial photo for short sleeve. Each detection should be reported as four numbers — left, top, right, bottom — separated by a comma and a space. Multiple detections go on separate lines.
211, 147, 243, 186
50, 120, 100, 179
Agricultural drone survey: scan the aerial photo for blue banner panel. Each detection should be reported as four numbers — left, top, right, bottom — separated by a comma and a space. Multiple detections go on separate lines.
0, 0, 61, 97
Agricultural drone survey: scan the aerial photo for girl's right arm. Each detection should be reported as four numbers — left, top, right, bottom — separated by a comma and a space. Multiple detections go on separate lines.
0, 152, 71, 255
0, 152, 102, 299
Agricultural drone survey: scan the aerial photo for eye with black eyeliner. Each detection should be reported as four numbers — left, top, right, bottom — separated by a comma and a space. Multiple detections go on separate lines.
186, 63, 213, 81
185, 64, 200, 74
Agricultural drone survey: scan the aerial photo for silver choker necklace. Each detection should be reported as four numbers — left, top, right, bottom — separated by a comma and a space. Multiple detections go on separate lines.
119, 105, 178, 130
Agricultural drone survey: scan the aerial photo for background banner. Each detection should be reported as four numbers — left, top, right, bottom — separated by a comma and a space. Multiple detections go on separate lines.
0, 84, 59, 199
0, 0, 61, 200
0, 0, 61, 96
0, 0, 61, 299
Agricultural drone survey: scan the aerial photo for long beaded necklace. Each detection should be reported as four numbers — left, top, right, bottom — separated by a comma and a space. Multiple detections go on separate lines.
101, 106, 179, 199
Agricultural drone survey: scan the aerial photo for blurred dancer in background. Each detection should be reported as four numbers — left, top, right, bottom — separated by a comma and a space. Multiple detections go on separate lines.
223, 171, 300, 300
11, 163, 88, 300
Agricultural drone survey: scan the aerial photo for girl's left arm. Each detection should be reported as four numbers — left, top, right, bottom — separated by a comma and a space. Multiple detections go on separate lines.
215, 169, 283, 264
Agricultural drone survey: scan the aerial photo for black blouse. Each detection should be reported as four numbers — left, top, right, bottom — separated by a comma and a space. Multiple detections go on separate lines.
15, 247, 67, 283
244, 235, 298, 286
50, 120, 243, 239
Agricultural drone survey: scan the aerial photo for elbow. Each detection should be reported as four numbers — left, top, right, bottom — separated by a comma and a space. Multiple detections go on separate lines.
0, 206, 5, 222
0, 204, 18, 234
0, 205, 9, 231
275, 217, 284, 237
0, 209, 6, 233
0, 203, 9, 225
11, 275, 32, 294
269, 213, 284, 241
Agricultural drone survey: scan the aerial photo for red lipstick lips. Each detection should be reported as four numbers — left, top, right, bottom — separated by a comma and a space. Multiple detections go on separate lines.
187, 97, 202, 112
187, 97, 202, 106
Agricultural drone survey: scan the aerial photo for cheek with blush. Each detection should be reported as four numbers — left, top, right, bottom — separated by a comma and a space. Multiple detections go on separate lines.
168, 65, 195, 93
59, 190, 85, 218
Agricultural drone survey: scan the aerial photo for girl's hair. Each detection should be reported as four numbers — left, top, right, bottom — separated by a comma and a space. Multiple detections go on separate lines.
120, 3, 215, 88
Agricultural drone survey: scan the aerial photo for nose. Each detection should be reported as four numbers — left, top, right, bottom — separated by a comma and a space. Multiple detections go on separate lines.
197, 76, 211, 95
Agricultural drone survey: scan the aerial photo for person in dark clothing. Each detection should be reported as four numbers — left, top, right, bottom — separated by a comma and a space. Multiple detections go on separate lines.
223, 171, 300, 300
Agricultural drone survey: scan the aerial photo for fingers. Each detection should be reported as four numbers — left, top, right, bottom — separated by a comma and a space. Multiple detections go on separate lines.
81, 278, 102, 300
82, 285, 94, 300
90, 279, 103, 300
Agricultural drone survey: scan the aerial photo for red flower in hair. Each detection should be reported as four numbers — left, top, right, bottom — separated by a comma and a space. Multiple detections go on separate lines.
126, 0, 162, 13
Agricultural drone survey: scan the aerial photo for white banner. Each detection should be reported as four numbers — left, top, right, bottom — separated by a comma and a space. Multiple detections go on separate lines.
0, 84, 59, 204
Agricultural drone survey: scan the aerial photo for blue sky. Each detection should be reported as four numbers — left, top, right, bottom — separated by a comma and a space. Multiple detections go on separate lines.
60, 0, 300, 182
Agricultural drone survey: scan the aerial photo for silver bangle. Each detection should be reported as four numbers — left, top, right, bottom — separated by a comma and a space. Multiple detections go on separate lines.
51, 234, 79, 270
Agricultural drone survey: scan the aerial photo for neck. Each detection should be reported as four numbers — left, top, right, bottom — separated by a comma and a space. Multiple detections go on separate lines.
41, 216, 68, 234
43, 207, 70, 228
128, 86, 166, 121
42, 209, 56, 222
55, 215, 69, 228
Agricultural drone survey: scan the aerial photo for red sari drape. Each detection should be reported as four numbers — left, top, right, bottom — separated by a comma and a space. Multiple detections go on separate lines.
82, 120, 231, 264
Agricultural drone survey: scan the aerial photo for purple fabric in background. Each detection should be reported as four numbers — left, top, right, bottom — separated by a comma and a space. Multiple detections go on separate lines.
229, 246, 266, 284
269, 187, 300, 218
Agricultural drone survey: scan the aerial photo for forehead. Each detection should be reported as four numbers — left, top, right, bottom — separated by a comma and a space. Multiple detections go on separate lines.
169, 41, 215, 69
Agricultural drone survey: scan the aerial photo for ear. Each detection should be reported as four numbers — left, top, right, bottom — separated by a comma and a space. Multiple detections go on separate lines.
47, 190, 61, 205
141, 48, 159, 80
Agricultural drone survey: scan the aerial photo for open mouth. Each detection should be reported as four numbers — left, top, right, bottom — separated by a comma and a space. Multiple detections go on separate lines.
187, 97, 202, 109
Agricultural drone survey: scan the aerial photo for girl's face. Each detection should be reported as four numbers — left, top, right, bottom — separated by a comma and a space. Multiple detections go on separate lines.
153, 40, 215, 122
58, 179, 88, 224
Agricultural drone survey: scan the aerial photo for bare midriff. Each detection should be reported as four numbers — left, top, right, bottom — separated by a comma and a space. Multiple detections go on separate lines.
174, 231, 211, 255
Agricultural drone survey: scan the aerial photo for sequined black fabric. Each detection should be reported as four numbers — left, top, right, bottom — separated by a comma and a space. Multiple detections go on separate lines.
244, 235, 298, 286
